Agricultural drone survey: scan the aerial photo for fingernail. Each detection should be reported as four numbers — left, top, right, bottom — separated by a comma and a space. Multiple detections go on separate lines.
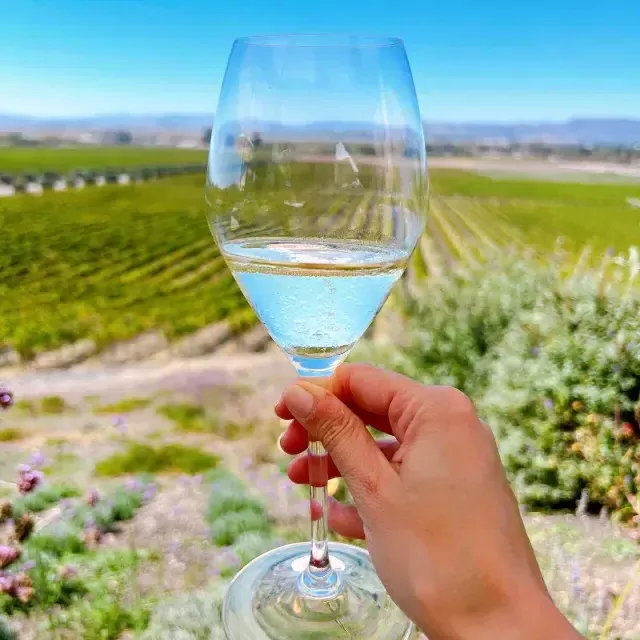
277, 432, 286, 454
282, 385, 314, 420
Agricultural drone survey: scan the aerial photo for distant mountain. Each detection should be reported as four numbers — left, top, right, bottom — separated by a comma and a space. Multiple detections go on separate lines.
0, 113, 214, 133
1, 113, 639, 146
426, 118, 640, 146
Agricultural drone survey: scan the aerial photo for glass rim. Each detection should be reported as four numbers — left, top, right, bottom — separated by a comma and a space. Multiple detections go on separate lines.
234, 34, 405, 49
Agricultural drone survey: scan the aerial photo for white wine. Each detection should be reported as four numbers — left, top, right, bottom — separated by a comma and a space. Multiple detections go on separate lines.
224, 238, 407, 371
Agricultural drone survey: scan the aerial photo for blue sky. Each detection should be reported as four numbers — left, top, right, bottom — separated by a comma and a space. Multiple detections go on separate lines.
1, 0, 638, 122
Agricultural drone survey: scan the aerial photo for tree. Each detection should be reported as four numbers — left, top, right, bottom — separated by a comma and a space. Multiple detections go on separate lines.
114, 130, 132, 145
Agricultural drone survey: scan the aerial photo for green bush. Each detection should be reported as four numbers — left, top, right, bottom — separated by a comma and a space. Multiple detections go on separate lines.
157, 403, 213, 432
42, 550, 153, 639
0, 617, 16, 640
140, 585, 227, 640
233, 532, 277, 566
26, 521, 86, 557
40, 396, 68, 414
12, 483, 81, 518
0, 428, 22, 442
205, 470, 271, 546
71, 486, 145, 532
363, 253, 640, 520
95, 442, 219, 476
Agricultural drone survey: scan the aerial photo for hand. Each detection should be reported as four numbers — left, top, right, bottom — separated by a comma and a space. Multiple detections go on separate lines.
276, 363, 582, 640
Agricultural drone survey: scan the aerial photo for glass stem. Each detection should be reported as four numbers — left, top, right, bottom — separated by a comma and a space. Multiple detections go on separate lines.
298, 439, 342, 599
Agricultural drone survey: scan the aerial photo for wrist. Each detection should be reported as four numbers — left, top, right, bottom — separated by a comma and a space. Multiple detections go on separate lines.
419, 583, 582, 640
470, 592, 582, 640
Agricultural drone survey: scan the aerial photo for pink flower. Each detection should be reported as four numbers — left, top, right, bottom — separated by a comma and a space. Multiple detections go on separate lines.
0, 546, 20, 569
59, 565, 78, 579
0, 387, 13, 410
86, 488, 100, 507
17, 465, 43, 494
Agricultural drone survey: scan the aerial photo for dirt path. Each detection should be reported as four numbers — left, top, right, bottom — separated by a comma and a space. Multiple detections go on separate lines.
2, 349, 294, 400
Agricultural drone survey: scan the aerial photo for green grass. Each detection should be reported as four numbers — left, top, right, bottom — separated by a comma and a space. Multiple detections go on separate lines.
157, 403, 212, 432
39, 396, 68, 414
93, 397, 151, 414
157, 403, 255, 438
0, 428, 23, 442
0, 146, 206, 174
95, 442, 220, 476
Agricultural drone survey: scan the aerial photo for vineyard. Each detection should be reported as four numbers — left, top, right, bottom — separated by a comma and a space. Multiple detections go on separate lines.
1, 164, 639, 362
0, 174, 252, 359
0, 147, 207, 175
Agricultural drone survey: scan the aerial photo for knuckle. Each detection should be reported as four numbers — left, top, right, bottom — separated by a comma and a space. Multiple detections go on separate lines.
311, 392, 351, 444
437, 386, 477, 421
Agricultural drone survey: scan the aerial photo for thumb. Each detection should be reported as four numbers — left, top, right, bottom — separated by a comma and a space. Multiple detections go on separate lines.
281, 382, 397, 506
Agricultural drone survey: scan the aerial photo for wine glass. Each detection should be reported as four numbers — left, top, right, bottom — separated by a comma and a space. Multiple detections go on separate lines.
206, 34, 427, 640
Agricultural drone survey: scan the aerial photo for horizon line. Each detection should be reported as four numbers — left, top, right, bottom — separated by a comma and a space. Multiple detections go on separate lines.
1, 112, 639, 125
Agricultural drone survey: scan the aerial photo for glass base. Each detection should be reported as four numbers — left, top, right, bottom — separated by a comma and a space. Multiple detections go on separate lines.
223, 542, 415, 639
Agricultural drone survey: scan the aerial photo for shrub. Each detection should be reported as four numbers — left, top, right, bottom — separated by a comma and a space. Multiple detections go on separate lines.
0, 429, 22, 442
157, 403, 214, 433
140, 585, 227, 640
40, 396, 68, 414
12, 483, 81, 518
93, 397, 151, 414
363, 253, 640, 520
70, 483, 148, 534
0, 618, 16, 640
26, 521, 86, 557
205, 470, 271, 546
233, 532, 277, 566
95, 442, 219, 476
42, 550, 152, 639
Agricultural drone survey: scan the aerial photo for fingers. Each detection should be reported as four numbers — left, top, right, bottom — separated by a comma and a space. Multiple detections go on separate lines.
287, 439, 401, 484
275, 363, 427, 441
276, 399, 393, 437
327, 499, 365, 539
280, 382, 398, 506
278, 420, 308, 454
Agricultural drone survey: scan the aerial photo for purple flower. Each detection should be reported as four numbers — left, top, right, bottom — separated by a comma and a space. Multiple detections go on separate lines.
543, 398, 554, 411
193, 474, 203, 485
143, 483, 157, 502
570, 560, 583, 600
86, 488, 100, 507
530, 347, 540, 357
30, 450, 46, 468
113, 415, 127, 434
240, 457, 253, 470
21, 560, 36, 572
0, 387, 13, 410
217, 547, 240, 567
125, 478, 141, 492
17, 465, 43, 495
59, 565, 78, 579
